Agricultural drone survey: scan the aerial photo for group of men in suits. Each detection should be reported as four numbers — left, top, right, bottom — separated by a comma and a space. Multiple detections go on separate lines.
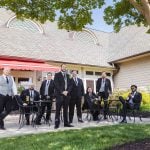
54, 64, 85, 128
19, 64, 85, 128
0, 65, 142, 130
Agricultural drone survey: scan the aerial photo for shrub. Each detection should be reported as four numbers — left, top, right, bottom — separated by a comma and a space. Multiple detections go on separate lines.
140, 92, 150, 105
111, 89, 150, 112
17, 85, 25, 94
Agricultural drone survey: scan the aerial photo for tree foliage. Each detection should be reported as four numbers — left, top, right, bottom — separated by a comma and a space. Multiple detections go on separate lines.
0, 0, 105, 31
0, 0, 150, 32
104, 0, 150, 32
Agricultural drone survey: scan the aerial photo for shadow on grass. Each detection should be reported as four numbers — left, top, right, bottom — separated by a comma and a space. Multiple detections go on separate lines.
0, 124, 150, 150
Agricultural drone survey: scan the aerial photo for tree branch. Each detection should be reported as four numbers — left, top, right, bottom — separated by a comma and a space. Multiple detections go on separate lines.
141, 0, 150, 12
129, 0, 144, 15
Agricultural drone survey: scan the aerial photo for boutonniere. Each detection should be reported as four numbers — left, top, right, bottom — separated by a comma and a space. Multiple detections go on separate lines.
69, 74, 72, 79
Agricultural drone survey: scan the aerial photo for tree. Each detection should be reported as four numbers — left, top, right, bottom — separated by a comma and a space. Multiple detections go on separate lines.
0, 0, 150, 32
104, 0, 150, 32
0, 0, 104, 31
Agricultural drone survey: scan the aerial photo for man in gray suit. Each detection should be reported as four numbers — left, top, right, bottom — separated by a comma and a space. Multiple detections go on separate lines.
0, 67, 16, 130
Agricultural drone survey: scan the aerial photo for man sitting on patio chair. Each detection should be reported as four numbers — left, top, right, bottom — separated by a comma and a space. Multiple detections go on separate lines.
83, 87, 100, 121
119, 85, 142, 123
20, 83, 40, 125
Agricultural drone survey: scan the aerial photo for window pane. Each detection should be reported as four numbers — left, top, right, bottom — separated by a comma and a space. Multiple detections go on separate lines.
86, 71, 94, 75
18, 78, 29, 83
86, 80, 94, 90
95, 72, 102, 76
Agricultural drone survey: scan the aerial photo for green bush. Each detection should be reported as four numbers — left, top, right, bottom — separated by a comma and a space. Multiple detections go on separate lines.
111, 89, 150, 112
17, 85, 25, 94
140, 92, 150, 105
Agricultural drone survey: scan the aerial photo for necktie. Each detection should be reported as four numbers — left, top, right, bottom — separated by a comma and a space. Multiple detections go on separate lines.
64, 73, 67, 90
64, 73, 66, 80
75, 78, 78, 85
47, 80, 50, 86
103, 79, 105, 83
30, 91, 32, 97
6, 76, 9, 84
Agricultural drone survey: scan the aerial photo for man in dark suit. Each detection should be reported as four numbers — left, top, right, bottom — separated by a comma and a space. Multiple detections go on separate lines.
119, 85, 142, 123
36, 72, 55, 124
20, 83, 40, 125
69, 70, 84, 123
54, 64, 73, 129
96, 72, 112, 119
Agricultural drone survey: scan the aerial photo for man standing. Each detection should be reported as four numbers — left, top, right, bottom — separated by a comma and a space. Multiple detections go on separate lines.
20, 83, 40, 125
119, 85, 142, 123
54, 64, 73, 129
36, 72, 55, 124
96, 72, 112, 119
0, 67, 17, 129
69, 70, 84, 123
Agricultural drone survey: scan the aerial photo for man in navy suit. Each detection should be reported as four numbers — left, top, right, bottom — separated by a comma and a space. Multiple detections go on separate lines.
119, 85, 142, 123
69, 70, 84, 123
54, 64, 73, 129
96, 72, 112, 119
20, 83, 39, 125
36, 72, 55, 125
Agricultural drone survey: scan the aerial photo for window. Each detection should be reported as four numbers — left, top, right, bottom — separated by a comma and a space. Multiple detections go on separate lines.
18, 78, 29, 83
95, 72, 102, 76
73, 29, 99, 45
13, 77, 16, 82
86, 71, 94, 75
7, 16, 43, 33
106, 73, 111, 76
86, 80, 94, 90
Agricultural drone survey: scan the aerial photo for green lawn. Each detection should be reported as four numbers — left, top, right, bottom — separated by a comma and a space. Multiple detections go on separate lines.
0, 124, 150, 150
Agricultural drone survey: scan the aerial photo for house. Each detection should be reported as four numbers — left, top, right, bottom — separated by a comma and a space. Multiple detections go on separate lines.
0, 8, 149, 91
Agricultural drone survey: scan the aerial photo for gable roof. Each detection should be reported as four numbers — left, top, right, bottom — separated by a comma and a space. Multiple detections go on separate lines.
0, 8, 149, 67
108, 26, 150, 62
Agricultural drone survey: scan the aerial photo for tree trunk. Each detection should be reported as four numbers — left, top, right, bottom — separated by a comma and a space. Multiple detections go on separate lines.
129, 0, 150, 26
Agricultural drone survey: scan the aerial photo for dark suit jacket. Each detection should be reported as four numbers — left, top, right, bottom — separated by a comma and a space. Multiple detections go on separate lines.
54, 72, 72, 96
40, 80, 55, 99
96, 78, 112, 95
70, 77, 84, 98
20, 89, 40, 104
127, 92, 142, 109
82, 93, 98, 110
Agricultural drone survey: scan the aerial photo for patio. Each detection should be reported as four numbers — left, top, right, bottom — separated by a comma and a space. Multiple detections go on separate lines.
0, 113, 150, 138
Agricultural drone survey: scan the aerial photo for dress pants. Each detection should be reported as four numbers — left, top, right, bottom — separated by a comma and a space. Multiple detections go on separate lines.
69, 96, 82, 123
36, 100, 52, 123
0, 95, 12, 127
55, 95, 70, 126
99, 92, 109, 118
119, 96, 134, 120
24, 104, 37, 124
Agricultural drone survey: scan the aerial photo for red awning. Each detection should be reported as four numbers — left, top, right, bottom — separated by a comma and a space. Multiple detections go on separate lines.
0, 60, 60, 72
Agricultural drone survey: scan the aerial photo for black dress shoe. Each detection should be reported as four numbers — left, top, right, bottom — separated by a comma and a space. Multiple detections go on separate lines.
78, 119, 84, 123
104, 117, 107, 120
64, 124, 74, 127
54, 125, 59, 129
26, 122, 30, 125
120, 120, 127, 123
35, 122, 42, 125
0, 127, 6, 130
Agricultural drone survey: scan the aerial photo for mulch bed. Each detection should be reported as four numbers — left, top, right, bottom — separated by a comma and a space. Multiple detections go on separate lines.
111, 138, 150, 150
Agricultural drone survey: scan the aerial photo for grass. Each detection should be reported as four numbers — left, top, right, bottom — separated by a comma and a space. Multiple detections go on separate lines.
0, 124, 150, 150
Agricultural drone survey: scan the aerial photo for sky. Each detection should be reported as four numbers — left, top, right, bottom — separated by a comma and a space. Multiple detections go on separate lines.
87, 0, 114, 32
